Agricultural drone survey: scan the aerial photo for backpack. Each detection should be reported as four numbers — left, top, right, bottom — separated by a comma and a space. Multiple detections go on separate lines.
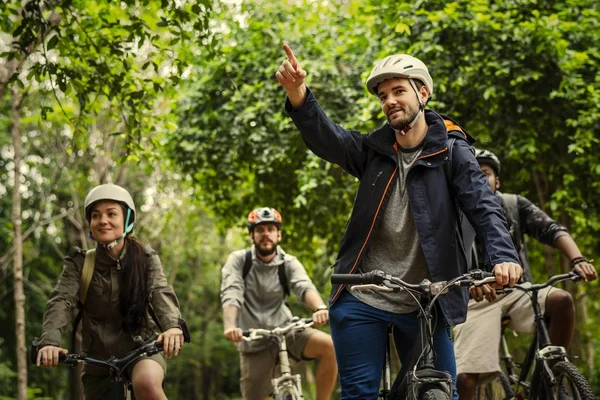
443, 134, 477, 271
242, 250, 291, 298
70, 249, 96, 351
498, 192, 522, 253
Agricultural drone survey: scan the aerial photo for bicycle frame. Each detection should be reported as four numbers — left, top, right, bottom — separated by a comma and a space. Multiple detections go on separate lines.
272, 332, 304, 398
334, 269, 496, 400
243, 317, 312, 399
498, 273, 580, 399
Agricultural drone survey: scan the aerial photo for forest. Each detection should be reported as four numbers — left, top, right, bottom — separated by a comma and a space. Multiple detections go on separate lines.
0, 0, 598, 398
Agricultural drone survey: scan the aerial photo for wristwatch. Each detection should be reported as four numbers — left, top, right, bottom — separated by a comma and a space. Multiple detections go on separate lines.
316, 304, 328, 311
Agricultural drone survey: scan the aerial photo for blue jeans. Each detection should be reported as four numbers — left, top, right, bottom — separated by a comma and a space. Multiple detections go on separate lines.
329, 290, 458, 400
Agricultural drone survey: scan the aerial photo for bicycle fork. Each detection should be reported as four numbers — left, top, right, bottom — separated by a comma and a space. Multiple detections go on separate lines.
272, 336, 304, 399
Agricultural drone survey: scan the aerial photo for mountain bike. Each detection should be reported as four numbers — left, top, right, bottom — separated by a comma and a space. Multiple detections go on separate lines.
331, 269, 498, 400
242, 317, 314, 400
31, 329, 191, 399
495, 272, 594, 400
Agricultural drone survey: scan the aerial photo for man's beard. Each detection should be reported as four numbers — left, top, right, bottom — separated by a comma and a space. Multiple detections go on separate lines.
387, 103, 420, 131
256, 240, 278, 257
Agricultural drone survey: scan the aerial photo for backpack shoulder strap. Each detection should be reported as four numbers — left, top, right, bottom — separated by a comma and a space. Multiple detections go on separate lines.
278, 259, 291, 298
79, 249, 96, 305
499, 193, 522, 250
444, 137, 456, 182
242, 249, 253, 279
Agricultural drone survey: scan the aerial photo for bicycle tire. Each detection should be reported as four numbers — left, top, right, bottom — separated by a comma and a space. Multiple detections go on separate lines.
548, 360, 595, 400
420, 388, 450, 400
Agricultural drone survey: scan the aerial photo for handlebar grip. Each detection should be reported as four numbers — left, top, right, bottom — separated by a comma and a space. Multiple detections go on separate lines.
331, 273, 371, 284
242, 330, 250, 337
30, 338, 40, 365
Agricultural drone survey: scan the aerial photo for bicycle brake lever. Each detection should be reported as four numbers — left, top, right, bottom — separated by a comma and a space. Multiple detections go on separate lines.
350, 284, 394, 292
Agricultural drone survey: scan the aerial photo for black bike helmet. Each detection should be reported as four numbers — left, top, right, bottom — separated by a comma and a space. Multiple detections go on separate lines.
474, 148, 501, 176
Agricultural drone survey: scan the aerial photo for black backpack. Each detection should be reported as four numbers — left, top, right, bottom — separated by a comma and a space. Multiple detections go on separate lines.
242, 250, 291, 298
444, 136, 477, 271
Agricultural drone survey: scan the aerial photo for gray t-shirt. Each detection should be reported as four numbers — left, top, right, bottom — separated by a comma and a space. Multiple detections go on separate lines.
352, 149, 430, 314
220, 246, 317, 352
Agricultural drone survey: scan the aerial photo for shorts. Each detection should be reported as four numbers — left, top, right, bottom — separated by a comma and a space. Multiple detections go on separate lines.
453, 284, 554, 383
82, 353, 166, 400
239, 327, 316, 400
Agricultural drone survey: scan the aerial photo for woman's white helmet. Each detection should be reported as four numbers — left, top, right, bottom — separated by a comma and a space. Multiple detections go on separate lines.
84, 183, 136, 236
366, 54, 434, 98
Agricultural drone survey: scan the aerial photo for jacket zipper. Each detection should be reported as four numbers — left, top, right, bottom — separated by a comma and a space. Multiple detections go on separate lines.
332, 166, 399, 303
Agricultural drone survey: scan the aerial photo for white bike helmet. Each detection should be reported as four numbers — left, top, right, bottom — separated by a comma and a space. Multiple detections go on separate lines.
366, 54, 434, 98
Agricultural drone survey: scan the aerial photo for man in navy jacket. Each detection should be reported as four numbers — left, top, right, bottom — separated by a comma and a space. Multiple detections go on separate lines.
276, 44, 523, 399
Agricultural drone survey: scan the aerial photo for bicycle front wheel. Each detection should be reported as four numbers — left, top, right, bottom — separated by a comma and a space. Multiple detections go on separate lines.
420, 388, 450, 400
548, 360, 595, 400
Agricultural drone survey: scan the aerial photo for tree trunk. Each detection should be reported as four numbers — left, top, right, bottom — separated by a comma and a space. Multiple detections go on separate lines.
11, 85, 27, 400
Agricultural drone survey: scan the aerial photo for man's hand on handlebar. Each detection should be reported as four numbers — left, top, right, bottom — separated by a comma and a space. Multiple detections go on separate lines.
36, 345, 68, 368
311, 309, 329, 328
470, 284, 497, 303
573, 260, 597, 282
224, 327, 244, 343
491, 262, 523, 288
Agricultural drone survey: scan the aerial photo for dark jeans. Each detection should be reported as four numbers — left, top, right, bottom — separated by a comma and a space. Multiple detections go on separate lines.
329, 290, 458, 399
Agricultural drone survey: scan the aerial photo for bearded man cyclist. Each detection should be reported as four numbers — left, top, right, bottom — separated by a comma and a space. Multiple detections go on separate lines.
276, 44, 523, 399
220, 207, 337, 400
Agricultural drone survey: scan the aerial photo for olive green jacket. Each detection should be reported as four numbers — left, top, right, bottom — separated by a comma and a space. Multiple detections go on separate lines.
38, 243, 182, 374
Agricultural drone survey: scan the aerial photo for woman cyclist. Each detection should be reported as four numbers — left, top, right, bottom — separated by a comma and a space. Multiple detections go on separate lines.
36, 183, 185, 400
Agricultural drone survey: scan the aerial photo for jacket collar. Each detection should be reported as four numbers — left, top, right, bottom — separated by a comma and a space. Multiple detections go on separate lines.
364, 110, 474, 158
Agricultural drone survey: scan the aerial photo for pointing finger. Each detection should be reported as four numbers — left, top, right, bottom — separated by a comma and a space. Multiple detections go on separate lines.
283, 43, 298, 68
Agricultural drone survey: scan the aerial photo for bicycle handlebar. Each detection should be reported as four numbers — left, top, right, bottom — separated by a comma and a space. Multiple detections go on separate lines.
331, 269, 496, 296
242, 317, 314, 341
495, 271, 582, 295
30, 338, 163, 372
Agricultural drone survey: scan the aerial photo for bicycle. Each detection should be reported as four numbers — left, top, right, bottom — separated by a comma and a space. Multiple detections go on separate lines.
494, 272, 595, 400
331, 268, 498, 400
242, 316, 314, 400
31, 329, 191, 399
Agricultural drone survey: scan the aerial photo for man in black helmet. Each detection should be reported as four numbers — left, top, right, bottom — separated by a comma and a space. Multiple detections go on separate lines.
220, 207, 337, 400
454, 149, 597, 399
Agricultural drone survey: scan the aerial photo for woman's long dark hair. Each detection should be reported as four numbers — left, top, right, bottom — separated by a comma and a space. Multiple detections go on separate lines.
119, 236, 149, 334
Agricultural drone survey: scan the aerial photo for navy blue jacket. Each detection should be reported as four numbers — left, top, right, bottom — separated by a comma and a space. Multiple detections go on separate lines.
285, 89, 519, 325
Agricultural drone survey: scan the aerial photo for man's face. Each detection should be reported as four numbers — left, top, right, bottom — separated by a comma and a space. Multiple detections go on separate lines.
377, 77, 426, 131
480, 164, 500, 193
250, 223, 281, 257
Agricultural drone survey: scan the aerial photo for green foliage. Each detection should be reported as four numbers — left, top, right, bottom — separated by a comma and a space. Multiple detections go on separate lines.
0, 0, 212, 158
1, 0, 599, 397
169, 0, 369, 263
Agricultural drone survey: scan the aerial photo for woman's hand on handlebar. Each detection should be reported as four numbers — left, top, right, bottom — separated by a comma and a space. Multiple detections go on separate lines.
470, 284, 497, 303
36, 345, 68, 367
157, 327, 184, 359
312, 309, 329, 328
